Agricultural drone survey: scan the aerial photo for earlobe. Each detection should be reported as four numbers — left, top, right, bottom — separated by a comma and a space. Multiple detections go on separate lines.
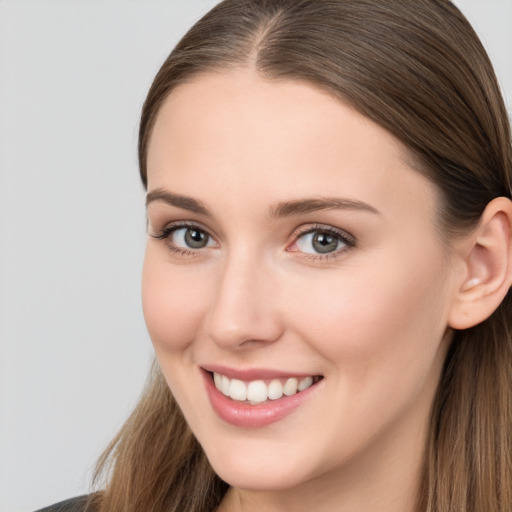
448, 197, 512, 330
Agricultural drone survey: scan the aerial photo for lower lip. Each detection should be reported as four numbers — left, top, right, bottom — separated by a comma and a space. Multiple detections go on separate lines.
202, 370, 322, 428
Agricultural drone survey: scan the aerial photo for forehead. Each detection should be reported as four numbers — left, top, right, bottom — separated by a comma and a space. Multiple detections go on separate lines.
146, 70, 437, 223
149, 70, 409, 156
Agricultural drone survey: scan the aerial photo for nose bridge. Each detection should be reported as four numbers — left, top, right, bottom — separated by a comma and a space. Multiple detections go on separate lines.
205, 246, 282, 349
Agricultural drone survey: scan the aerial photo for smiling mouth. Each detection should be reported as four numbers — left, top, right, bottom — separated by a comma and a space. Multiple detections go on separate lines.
210, 372, 323, 405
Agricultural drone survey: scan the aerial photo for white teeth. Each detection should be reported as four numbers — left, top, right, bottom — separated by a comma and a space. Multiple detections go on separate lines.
247, 380, 267, 403
221, 375, 230, 396
283, 377, 298, 396
267, 379, 284, 400
212, 372, 318, 404
298, 376, 313, 392
229, 379, 247, 401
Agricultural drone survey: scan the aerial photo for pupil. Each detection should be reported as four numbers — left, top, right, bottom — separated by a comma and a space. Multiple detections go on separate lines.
185, 228, 208, 248
312, 232, 338, 254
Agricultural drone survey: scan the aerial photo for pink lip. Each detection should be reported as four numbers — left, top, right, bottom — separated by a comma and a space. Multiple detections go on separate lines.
202, 364, 316, 381
201, 369, 323, 428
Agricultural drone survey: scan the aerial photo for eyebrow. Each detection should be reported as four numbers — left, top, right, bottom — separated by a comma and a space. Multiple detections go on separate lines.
146, 188, 212, 216
146, 188, 379, 218
269, 197, 380, 218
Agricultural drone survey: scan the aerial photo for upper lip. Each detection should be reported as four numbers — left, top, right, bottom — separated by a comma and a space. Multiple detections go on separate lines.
201, 364, 321, 381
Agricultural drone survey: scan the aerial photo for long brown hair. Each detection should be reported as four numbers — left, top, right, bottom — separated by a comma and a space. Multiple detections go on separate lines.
91, 1, 512, 511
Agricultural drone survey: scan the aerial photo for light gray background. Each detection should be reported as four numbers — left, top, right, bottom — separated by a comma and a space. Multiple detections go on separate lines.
0, 1, 510, 511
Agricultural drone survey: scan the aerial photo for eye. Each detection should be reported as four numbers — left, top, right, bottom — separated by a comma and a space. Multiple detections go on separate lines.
172, 226, 213, 249
290, 226, 355, 256
151, 223, 217, 253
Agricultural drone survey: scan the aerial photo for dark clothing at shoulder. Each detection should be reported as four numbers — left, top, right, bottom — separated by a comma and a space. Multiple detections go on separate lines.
34, 495, 92, 512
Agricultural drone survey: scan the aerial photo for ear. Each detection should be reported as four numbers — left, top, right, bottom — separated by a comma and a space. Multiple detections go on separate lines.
448, 197, 512, 330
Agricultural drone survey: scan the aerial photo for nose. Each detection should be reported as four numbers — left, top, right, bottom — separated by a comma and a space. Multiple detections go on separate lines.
205, 251, 284, 350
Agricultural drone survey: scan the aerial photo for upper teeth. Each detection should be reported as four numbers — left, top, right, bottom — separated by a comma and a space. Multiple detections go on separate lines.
213, 372, 316, 404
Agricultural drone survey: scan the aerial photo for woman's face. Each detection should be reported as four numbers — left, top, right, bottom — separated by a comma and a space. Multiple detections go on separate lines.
143, 71, 461, 494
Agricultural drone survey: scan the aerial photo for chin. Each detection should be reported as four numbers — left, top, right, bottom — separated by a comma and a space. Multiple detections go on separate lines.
212, 462, 308, 492
202, 439, 318, 492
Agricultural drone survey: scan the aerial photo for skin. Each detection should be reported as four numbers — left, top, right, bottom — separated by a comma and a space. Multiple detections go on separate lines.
142, 70, 467, 512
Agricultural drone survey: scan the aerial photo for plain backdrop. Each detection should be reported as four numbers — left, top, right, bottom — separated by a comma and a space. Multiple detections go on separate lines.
0, 1, 510, 511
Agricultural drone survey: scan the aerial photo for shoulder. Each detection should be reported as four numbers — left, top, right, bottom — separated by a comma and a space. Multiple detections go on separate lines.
33, 495, 93, 512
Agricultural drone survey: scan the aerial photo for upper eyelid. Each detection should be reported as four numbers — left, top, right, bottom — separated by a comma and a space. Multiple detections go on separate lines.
290, 223, 356, 243
151, 220, 217, 239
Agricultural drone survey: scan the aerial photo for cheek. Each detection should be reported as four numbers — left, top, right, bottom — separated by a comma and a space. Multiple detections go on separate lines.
279, 253, 451, 458
141, 246, 209, 354
286, 249, 451, 385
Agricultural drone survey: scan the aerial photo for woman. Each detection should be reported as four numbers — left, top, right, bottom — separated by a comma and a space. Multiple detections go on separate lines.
37, 0, 512, 511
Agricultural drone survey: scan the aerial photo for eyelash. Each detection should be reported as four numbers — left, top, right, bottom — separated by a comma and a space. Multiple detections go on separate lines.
151, 222, 356, 260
